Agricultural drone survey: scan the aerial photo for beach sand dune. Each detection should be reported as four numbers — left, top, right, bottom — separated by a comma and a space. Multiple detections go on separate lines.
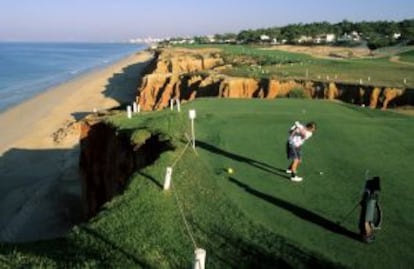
0, 50, 153, 242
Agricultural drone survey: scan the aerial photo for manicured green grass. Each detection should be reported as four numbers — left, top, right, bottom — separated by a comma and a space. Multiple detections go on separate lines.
220, 45, 312, 65
399, 50, 414, 63
260, 56, 413, 87
1, 98, 413, 268
190, 98, 414, 268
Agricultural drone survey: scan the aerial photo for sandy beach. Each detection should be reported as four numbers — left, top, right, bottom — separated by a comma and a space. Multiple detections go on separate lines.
0, 50, 153, 242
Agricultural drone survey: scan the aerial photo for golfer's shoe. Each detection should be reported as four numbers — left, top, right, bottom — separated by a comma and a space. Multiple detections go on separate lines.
290, 176, 303, 182
286, 169, 292, 174
363, 234, 376, 243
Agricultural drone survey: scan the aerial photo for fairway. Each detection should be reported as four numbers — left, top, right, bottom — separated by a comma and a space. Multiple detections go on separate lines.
192, 98, 414, 268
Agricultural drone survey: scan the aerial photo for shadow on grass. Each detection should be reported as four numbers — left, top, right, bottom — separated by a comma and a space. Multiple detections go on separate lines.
196, 140, 290, 179
191, 219, 346, 269
228, 177, 361, 242
80, 226, 151, 267
136, 171, 163, 189
0, 226, 150, 267
0, 238, 96, 267
206, 232, 294, 269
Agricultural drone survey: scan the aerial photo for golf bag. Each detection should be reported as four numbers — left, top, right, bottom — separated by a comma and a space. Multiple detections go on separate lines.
358, 176, 382, 243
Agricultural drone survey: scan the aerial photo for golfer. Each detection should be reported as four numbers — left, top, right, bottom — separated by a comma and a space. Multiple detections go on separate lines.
286, 121, 316, 182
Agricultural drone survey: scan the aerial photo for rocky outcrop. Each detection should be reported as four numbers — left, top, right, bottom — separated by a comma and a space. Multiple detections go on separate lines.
79, 113, 173, 218
326, 82, 339, 100
369, 87, 382, 108
153, 47, 223, 74
383, 88, 405, 109
137, 48, 413, 111
220, 78, 260, 98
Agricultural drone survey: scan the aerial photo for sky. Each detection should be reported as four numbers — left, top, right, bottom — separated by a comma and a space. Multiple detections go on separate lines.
0, 0, 412, 42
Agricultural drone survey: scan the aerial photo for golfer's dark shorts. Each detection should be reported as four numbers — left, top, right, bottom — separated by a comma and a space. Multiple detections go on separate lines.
286, 142, 301, 160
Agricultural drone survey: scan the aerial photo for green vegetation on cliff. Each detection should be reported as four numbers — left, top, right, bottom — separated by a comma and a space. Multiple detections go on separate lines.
398, 49, 414, 63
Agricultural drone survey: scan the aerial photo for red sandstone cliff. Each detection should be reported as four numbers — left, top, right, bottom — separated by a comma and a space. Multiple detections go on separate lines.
79, 114, 173, 218
79, 116, 135, 217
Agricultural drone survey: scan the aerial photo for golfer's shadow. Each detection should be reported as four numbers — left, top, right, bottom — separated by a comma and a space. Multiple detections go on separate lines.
228, 177, 361, 241
196, 140, 289, 179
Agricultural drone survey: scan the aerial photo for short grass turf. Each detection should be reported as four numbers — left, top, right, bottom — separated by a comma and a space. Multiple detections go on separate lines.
1, 98, 413, 268
192, 98, 414, 268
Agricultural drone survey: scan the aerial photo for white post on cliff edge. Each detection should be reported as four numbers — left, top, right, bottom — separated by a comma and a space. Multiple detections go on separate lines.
133, 102, 138, 113
176, 99, 181, 112
164, 167, 173, 190
170, 99, 174, 111
193, 248, 206, 269
189, 109, 196, 149
127, 105, 132, 119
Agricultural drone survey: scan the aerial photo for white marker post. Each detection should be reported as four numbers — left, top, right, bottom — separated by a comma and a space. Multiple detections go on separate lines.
127, 105, 132, 119
193, 248, 206, 269
189, 109, 196, 149
137, 104, 141, 113
170, 99, 174, 111
176, 99, 181, 112
133, 102, 138, 113
164, 167, 173, 190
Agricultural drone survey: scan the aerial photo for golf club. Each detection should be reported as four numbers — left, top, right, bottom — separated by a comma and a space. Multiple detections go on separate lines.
337, 169, 370, 225
337, 201, 360, 225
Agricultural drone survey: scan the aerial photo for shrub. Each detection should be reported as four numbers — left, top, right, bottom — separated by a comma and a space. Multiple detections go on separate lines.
288, 87, 309, 99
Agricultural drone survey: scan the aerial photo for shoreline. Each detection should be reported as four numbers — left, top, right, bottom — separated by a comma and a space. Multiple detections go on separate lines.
0, 49, 153, 153
0, 49, 153, 242
0, 43, 147, 115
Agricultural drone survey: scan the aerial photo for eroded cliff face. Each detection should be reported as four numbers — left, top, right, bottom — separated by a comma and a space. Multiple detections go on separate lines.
137, 47, 413, 111
79, 114, 173, 218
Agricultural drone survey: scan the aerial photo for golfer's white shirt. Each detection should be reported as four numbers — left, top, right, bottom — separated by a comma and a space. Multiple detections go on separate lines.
289, 127, 312, 147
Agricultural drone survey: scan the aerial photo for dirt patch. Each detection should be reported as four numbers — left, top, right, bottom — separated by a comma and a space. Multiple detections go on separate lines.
390, 106, 414, 116
263, 45, 372, 59
389, 56, 414, 66
52, 120, 80, 145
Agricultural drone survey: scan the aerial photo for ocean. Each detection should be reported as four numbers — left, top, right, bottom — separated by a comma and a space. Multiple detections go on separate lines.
0, 42, 146, 113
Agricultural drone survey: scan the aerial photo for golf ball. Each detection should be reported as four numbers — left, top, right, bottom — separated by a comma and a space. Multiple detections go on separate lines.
227, 168, 234, 174
319, 171, 324, 175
